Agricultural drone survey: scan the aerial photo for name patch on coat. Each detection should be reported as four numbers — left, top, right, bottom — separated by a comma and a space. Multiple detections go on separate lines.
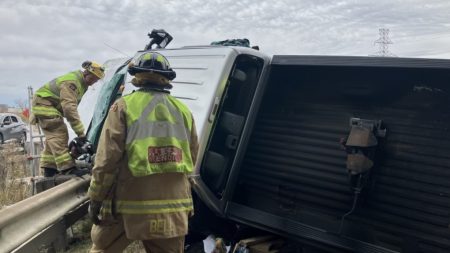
149, 219, 175, 235
148, 146, 182, 163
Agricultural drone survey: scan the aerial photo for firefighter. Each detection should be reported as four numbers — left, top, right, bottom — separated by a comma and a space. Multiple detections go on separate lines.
87, 52, 199, 253
32, 61, 105, 177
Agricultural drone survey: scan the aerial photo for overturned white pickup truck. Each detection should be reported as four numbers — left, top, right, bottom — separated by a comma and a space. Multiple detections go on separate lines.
80, 45, 450, 253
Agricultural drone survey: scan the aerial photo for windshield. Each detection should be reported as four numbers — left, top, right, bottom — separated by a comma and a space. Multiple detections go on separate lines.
86, 59, 130, 148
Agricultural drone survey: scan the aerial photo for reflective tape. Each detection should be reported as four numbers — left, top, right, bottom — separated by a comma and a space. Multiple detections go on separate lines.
126, 94, 189, 144
48, 79, 60, 98
102, 198, 193, 214
71, 121, 85, 135
54, 152, 72, 164
88, 181, 102, 194
32, 106, 62, 117
40, 154, 55, 162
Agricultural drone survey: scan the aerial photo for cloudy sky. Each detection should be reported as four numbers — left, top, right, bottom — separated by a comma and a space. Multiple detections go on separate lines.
1, 0, 450, 106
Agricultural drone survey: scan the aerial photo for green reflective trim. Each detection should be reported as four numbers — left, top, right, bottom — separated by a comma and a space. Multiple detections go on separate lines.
168, 96, 193, 130
104, 198, 193, 206
47, 79, 59, 97
88, 177, 114, 195
102, 198, 193, 214
54, 153, 72, 163
88, 184, 101, 193
124, 91, 155, 126
126, 95, 189, 144
40, 154, 55, 162
89, 180, 110, 191
32, 106, 62, 116
71, 121, 84, 134
103, 206, 193, 215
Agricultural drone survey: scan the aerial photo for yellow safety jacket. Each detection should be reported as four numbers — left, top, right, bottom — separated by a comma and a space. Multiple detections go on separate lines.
32, 70, 87, 135
123, 90, 194, 177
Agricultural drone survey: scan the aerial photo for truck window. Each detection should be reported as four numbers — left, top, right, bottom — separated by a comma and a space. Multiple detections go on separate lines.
201, 54, 264, 197
11, 116, 18, 123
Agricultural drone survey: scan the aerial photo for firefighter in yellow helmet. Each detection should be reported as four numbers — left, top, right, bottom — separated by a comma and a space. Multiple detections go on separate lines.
31, 61, 105, 177
87, 52, 199, 253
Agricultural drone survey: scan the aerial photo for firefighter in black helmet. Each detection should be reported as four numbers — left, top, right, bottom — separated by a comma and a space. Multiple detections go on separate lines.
88, 52, 199, 253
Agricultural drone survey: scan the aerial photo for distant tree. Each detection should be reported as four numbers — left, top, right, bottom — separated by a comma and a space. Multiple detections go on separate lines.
14, 99, 29, 123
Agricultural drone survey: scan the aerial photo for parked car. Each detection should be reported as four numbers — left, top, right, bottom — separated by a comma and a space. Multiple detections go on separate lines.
0, 113, 27, 144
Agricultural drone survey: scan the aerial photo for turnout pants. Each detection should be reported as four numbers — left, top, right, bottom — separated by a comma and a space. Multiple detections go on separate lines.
37, 116, 75, 172
90, 219, 184, 253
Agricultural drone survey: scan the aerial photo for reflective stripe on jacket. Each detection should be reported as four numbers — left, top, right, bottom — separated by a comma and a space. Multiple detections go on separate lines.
101, 198, 194, 215
123, 90, 194, 177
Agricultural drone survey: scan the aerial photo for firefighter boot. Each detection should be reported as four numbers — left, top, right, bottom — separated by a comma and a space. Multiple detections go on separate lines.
61, 167, 90, 177
42, 167, 58, 177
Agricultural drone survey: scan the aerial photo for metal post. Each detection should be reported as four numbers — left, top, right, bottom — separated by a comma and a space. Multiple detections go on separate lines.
27, 86, 36, 194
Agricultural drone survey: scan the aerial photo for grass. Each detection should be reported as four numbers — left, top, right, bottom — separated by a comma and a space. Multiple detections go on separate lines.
0, 141, 32, 208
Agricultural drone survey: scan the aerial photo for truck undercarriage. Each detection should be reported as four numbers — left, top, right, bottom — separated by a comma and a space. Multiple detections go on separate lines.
196, 56, 450, 253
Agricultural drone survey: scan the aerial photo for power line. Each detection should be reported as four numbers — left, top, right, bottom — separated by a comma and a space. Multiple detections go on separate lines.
103, 42, 130, 57
394, 32, 450, 43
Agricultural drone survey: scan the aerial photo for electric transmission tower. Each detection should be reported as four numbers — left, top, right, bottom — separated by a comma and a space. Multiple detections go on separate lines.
372, 28, 396, 57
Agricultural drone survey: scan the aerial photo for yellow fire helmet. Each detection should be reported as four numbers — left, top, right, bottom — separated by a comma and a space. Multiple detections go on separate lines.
82, 61, 105, 79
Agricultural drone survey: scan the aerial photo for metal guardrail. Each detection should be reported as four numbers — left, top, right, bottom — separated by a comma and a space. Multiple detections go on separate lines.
0, 175, 90, 253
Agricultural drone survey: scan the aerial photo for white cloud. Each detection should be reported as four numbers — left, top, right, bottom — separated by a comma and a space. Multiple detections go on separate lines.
1, 0, 450, 105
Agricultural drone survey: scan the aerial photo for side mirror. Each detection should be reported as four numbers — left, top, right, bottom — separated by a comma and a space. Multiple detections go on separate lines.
0, 123, 3, 128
